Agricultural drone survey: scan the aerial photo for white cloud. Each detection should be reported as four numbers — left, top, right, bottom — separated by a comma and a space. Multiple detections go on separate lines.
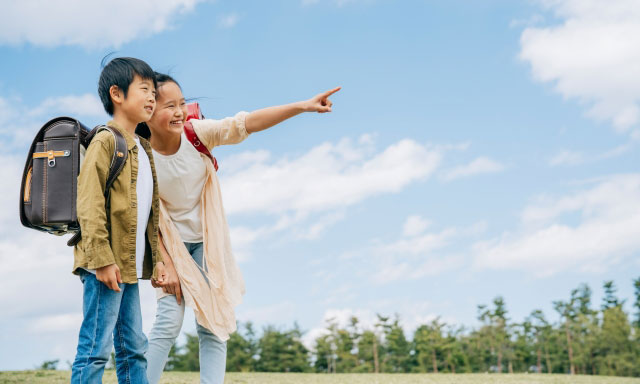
319, 283, 358, 306
332, 218, 485, 285
221, 136, 441, 216
219, 136, 443, 260
218, 13, 239, 29
381, 228, 457, 256
229, 211, 346, 261
519, 0, 640, 132
599, 143, 634, 159
372, 255, 463, 285
0, 0, 205, 48
509, 14, 545, 29
402, 215, 431, 237
297, 211, 346, 240
302, 0, 370, 6
0, 234, 75, 318
440, 156, 505, 182
369, 222, 481, 284
0, 154, 24, 230
474, 174, 640, 277
0, 94, 108, 147
228, 225, 270, 262
549, 150, 585, 167
221, 150, 271, 174
32, 94, 105, 118
28, 313, 82, 333
548, 143, 634, 167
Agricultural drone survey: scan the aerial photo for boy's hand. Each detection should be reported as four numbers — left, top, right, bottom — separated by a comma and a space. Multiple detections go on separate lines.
305, 87, 341, 113
151, 261, 167, 288
96, 264, 122, 292
160, 261, 182, 305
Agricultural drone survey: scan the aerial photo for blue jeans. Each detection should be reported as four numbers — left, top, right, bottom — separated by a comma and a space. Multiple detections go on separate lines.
146, 242, 227, 384
71, 270, 148, 384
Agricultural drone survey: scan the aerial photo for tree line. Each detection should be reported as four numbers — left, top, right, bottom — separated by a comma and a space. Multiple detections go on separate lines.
165, 278, 640, 376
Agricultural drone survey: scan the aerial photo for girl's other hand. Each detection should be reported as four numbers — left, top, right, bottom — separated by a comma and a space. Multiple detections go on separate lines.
305, 87, 341, 113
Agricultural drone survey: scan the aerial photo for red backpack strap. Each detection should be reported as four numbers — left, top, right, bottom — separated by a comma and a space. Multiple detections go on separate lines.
184, 121, 219, 171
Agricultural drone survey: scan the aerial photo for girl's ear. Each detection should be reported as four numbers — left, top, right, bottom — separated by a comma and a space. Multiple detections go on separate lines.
109, 85, 123, 105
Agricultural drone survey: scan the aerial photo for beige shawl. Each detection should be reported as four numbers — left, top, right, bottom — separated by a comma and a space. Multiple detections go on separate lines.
157, 113, 248, 341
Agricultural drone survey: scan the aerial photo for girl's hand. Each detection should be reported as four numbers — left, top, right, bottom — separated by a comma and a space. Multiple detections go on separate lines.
305, 87, 341, 113
160, 261, 183, 305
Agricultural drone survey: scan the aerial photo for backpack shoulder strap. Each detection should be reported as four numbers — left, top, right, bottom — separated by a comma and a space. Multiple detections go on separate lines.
66, 125, 128, 247
97, 125, 128, 199
184, 121, 219, 171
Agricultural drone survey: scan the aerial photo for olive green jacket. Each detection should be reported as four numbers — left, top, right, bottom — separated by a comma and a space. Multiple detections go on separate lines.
73, 120, 162, 283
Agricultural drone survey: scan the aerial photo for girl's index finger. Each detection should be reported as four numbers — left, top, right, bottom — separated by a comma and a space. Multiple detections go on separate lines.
323, 86, 342, 97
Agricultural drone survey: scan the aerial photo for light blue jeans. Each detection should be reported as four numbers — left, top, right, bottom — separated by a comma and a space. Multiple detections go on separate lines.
146, 242, 227, 384
71, 270, 148, 384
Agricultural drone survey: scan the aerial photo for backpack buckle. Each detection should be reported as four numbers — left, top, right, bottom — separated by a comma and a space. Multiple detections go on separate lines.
47, 150, 55, 167
33, 150, 71, 167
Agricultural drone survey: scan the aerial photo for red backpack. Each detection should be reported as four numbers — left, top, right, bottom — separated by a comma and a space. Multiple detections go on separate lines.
184, 102, 218, 171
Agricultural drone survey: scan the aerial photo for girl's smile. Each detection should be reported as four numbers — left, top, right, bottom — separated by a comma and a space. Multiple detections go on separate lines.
148, 81, 187, 137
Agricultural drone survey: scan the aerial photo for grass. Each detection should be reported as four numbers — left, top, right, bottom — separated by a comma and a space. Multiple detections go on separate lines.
1, 371, 640, 384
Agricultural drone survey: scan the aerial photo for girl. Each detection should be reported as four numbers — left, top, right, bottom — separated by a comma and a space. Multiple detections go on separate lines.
140, 73, 339, 384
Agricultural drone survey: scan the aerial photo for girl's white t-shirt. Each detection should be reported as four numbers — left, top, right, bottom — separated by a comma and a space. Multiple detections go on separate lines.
152, 132, 207, 242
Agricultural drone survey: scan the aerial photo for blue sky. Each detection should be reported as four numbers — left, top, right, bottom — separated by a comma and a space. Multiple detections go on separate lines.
1, 0, 639, 370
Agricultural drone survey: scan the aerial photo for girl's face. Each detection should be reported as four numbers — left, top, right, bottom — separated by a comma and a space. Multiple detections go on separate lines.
147, 81, 187, 136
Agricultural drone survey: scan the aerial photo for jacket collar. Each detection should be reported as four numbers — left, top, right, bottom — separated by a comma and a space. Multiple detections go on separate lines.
106, 120, 137, 151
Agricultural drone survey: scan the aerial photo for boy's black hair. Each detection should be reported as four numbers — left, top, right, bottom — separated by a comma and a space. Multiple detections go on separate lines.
136, 72, 181, 139
98, 57, 157, 116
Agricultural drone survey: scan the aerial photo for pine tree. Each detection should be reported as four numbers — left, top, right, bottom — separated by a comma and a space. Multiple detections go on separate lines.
382, 315, 410, 372
355, 330, 379, 373
226, 322, 258, 372
553, 296, 577, 375
412, 318, 445, 373
633, 277, 640, 329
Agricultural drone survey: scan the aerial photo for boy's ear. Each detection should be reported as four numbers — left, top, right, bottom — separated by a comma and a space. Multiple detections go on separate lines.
109, 85, 123, 106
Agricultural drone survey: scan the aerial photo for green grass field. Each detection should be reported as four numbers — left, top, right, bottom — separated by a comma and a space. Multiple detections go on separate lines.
1, 372, 640, 384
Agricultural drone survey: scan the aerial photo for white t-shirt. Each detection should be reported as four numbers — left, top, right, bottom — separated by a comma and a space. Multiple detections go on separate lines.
152, 132, 207, 242
83, 136, 153, 279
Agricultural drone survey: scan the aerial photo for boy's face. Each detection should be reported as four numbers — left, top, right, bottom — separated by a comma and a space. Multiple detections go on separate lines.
114, 74, 156, 123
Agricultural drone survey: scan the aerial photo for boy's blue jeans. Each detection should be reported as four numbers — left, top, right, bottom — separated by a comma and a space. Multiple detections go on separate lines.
146, 242, 227, 384
71, 269, 148, 384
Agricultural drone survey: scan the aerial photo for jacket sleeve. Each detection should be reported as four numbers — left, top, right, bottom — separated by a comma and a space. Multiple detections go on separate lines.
76, 135, 116, 269
192, 111, 250, 150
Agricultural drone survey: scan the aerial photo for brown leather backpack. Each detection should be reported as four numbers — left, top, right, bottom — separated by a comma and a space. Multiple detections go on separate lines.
19, 117, 128, 246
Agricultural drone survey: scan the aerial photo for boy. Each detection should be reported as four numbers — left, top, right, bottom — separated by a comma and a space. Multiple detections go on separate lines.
71, 57, 166, 384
